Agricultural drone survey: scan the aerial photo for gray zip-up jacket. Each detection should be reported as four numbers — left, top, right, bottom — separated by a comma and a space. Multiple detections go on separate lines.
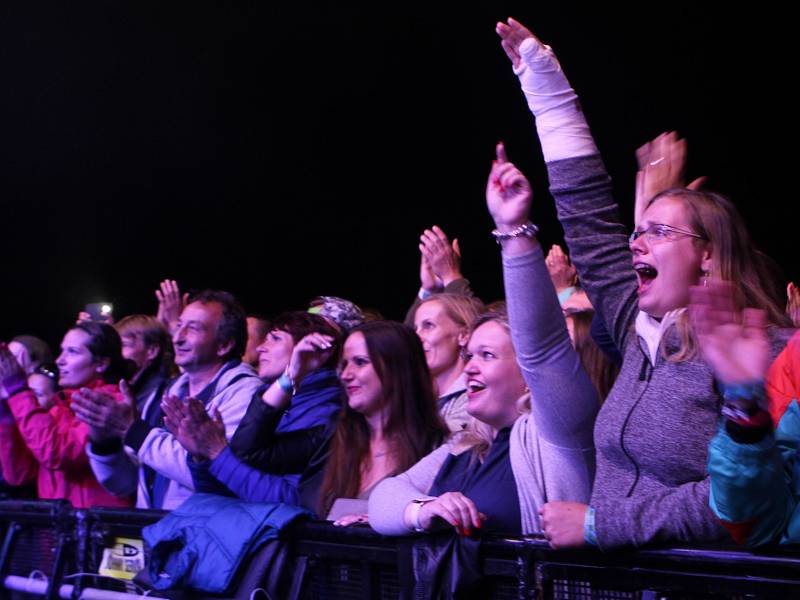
548, 153, 790, 550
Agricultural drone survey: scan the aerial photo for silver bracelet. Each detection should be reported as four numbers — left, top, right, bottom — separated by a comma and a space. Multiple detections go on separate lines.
491, 222, 539, 245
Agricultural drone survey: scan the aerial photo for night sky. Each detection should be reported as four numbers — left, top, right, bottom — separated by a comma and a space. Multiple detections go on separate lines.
1, 3, 794, 348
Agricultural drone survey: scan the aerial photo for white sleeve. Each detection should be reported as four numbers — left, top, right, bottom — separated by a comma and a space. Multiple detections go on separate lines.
368, 442, 454, 535
513, 37, 597, 162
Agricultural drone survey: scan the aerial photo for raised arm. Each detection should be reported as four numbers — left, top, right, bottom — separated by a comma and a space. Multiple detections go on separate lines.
486, 143, 599, 449
497, 18, 638, 350
404, 226, 474, 327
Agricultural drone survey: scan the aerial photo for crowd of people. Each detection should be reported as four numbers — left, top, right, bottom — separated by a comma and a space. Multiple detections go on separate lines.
2, 17, 800, 572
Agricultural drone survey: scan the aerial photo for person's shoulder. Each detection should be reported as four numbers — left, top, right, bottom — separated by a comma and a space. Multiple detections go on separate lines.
217, 363, 262, 397
768, 326, 797, 354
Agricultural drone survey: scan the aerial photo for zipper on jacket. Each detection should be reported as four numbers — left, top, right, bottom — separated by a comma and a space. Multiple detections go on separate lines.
621, 353, 653, 497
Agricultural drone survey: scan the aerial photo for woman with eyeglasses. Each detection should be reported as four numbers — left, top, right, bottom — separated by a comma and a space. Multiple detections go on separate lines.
0, 323, 133, 508
495, 17, 790, 549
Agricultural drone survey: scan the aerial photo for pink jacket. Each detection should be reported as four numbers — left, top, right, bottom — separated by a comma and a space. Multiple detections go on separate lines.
0, 379, 133, 509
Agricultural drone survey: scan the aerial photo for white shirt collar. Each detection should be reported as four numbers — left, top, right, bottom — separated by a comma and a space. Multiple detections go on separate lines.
635, 308, 685, 365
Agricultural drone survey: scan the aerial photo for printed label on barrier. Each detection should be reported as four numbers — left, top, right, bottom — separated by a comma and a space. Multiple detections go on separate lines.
98, 537, 145, 580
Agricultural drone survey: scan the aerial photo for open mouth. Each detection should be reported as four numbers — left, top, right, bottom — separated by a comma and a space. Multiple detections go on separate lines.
633, 263, 658, 293
466, 379, 486, 395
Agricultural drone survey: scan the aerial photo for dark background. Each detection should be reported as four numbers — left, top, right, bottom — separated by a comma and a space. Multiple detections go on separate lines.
1, 3, 795, 348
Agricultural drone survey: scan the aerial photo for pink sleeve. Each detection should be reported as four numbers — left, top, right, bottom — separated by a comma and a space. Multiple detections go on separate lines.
0, 418, 39, 486
7, 389, 94, 471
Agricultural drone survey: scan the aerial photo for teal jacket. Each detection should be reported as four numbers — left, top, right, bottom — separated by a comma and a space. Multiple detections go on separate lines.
708, 332, 800, 546
142, 493, 310, 592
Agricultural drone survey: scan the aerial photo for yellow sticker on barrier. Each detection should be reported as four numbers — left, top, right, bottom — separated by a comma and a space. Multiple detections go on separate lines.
98, 537, 145, 580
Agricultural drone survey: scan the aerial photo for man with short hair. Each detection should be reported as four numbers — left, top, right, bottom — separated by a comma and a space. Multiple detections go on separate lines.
76, 289, 262, 509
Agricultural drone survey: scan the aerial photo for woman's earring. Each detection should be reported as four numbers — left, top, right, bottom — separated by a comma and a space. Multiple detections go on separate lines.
703, 270, 711, 287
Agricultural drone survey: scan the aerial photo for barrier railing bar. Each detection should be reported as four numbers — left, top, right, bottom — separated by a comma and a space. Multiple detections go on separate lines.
3, 574, 147, 600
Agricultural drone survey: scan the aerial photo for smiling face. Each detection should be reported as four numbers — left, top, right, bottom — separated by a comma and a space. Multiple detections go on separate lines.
172, 301, 229, 372
463, 321, 526, 430
339, 332, 384, 418
631, 195, 710, 318
56, 329, 106, 388
414, 300, 464, 377
256, 329, 295, 381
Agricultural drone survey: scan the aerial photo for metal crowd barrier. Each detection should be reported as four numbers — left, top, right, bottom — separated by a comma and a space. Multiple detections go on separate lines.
1, 500, 800, 599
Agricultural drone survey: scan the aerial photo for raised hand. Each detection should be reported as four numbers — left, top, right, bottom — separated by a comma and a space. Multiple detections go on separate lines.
155, 279, 188, 335
634, 132, 705, 226
286, 333, 335, 383
486, 142, 533, 231
419, 254, 442, 294
495, 17, 537, 69
545, 245, 577, 292
419, 226, 462, 288
0, 343, 27, 400
72, 380, 137, 443
689, 282, 770, 387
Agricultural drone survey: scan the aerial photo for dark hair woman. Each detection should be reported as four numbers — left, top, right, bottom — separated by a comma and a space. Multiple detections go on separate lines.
0, 323, 133, 508
164, 320, 448, 524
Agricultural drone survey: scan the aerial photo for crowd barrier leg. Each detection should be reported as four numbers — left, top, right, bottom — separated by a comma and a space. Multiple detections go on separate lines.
0, 523, 21, 583
286, 555, 308, 600
45, 530, 71, 600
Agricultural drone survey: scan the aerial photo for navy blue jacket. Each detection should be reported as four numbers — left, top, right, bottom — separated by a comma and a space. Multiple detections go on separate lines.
142, 493, 309, 592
